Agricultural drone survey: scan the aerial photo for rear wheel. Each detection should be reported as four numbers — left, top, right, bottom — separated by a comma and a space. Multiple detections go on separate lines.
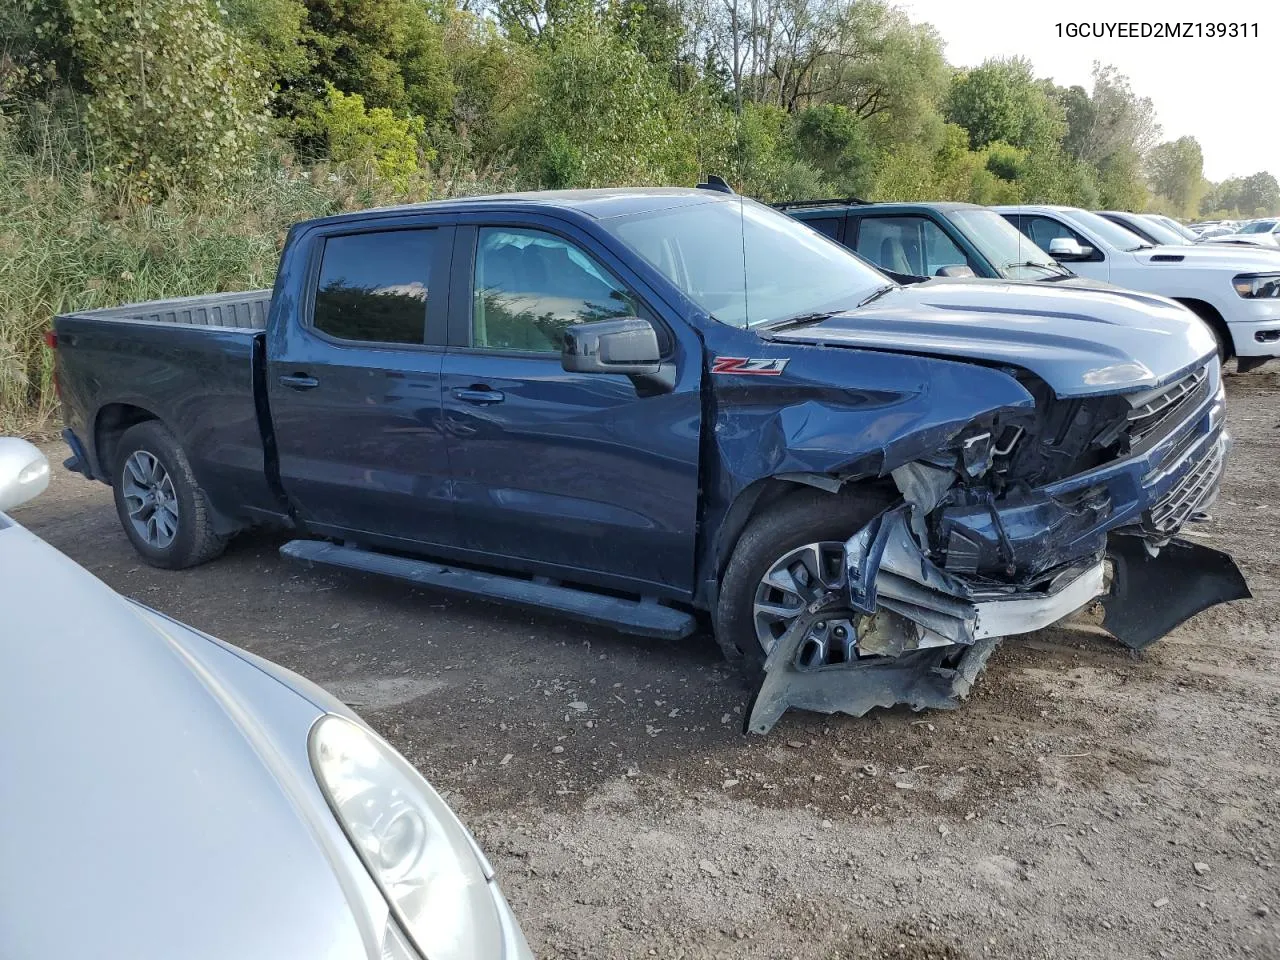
714, 487, 893, 678
112, 421, 227, 569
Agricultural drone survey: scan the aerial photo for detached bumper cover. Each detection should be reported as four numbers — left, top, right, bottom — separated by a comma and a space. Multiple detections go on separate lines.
1102, 535, 1250, 649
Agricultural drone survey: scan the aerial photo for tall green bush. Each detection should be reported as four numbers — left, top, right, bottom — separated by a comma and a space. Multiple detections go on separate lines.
508, 21, 698, 188
54, 0, 269, 197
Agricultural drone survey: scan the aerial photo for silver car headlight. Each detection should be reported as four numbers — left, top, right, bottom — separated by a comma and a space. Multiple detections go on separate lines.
310, 715, 504, 960
1232, 273, 1280, 298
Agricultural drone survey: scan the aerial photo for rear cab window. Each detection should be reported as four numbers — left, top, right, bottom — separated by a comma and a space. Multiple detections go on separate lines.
312, 229, 441, 345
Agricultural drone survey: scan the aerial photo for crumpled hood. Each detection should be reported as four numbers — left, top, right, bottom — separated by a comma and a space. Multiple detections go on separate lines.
1135, 241, 1280, 262
770, 279, 1216, 397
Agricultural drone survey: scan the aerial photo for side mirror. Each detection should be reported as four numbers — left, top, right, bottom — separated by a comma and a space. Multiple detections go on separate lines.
0, 438, 50, 512
561, 318, 661, 375
1048, 237, 1091, 260
935, 264, 976, 278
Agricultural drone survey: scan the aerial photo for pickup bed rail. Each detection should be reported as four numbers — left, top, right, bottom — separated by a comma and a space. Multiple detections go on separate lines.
61, 290, 270, 330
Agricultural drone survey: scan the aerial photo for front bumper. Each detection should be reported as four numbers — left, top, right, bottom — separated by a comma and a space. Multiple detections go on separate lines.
1228, 300, 1280, 358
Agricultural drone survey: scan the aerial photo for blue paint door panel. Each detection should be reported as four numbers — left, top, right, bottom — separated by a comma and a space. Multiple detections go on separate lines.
440, 355, 702, 591
266, 222, 457, 546
269, 348, 454, 544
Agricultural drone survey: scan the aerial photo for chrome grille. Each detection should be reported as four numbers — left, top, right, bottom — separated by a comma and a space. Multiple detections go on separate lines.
1127, 365, 1208, 449
1147, 441, 1225, 534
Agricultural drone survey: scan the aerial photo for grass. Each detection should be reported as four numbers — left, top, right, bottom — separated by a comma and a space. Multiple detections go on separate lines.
0, 121, 515, 435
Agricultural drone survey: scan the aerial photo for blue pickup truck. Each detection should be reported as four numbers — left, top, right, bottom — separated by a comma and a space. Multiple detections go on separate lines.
50, 187, 1248, 730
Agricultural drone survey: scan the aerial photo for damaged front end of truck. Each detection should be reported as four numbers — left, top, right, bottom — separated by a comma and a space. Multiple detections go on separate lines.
746, 357, 1250, 734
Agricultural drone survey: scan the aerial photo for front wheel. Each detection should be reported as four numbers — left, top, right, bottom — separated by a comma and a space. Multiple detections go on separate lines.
714, 487, 893, 678
111, 420, 228, 569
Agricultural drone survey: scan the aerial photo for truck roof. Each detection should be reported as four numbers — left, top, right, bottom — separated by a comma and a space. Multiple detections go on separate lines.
782, 200, 985, 215
297, 188, 727, 230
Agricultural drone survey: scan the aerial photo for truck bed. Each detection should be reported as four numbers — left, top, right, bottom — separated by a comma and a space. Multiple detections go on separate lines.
61, 290, 271, 330
54, 289, 280, 528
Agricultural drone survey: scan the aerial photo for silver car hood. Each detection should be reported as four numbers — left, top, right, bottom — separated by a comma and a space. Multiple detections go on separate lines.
0, 521, 387, 960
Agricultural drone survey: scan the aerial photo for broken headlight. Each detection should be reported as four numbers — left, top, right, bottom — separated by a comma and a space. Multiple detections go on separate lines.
1232, 273, 1280, 299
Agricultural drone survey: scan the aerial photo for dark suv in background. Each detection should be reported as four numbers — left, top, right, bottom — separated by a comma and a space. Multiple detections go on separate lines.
779, 198, 1086, 284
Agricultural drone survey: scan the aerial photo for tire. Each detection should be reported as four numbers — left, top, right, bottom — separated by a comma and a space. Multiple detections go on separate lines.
714, 486, 894, 678
111, 420, 228, 569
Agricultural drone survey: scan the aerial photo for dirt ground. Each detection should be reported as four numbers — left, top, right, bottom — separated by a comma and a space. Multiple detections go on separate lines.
14, 366, 1280, 960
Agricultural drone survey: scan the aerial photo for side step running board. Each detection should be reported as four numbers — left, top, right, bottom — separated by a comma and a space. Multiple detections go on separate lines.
280, 540, 697, 641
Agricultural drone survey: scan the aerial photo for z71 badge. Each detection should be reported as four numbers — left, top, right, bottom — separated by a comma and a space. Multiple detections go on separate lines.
710, 357, 789, 376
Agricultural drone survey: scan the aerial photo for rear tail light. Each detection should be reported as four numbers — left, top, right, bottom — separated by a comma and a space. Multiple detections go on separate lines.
43, 328, 61, 397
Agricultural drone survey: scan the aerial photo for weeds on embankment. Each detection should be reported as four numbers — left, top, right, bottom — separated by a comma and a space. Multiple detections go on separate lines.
0, 118, 512, 435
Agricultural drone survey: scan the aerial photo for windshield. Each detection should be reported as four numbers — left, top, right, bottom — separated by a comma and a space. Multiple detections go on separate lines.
1153, 215, 1198, 241
603, 197, 886, 328
1128, 215, 1187, 246
948, 208, 1064, 279
1068, 209, 1152, 251
1239, 220, 1278, 234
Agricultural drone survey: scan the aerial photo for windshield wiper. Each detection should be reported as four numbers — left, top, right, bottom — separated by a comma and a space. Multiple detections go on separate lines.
761, 285, 897, 332
1003, 259, 1070, 276
856, 283, 896, 307
763, 310, 842, 331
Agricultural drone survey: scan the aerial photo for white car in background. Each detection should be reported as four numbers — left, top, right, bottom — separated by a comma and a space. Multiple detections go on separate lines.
1191, 221, 1237, 240
1145, 214, 1200, 243
0, 438, 532, 960
1205, 218, 1280, 248
997, 205, 1280, 371
1096, 210, 1191, 247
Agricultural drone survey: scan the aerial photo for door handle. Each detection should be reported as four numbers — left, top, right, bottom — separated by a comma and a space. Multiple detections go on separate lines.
279, 374, 320, 390
452, 387, 505, 405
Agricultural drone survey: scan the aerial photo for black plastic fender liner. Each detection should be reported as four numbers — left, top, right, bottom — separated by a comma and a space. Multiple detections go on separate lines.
744, 609, 999, 734
1102, 535, 1251, 650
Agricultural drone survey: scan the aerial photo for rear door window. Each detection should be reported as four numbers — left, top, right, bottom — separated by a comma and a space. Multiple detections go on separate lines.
312, 229, 440, 344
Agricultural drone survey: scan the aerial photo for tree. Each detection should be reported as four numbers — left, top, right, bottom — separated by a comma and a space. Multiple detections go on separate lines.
57, 0, 268, 196
1056, 63, 1159, 166
505, 21, 702, 188
222, 0, 311, 122
289, 0, 455, 150
609, 0, 686, 71
1147, 136, 1205, 218
945, 57, 1063, 152
1237, 171, 1280, 216
1094, 146, 1148, 210
791, 103, 873, 195
315, 85, 427, 188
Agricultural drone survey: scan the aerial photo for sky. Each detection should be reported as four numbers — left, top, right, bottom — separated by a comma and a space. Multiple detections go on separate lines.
898, 0, 1280, 182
